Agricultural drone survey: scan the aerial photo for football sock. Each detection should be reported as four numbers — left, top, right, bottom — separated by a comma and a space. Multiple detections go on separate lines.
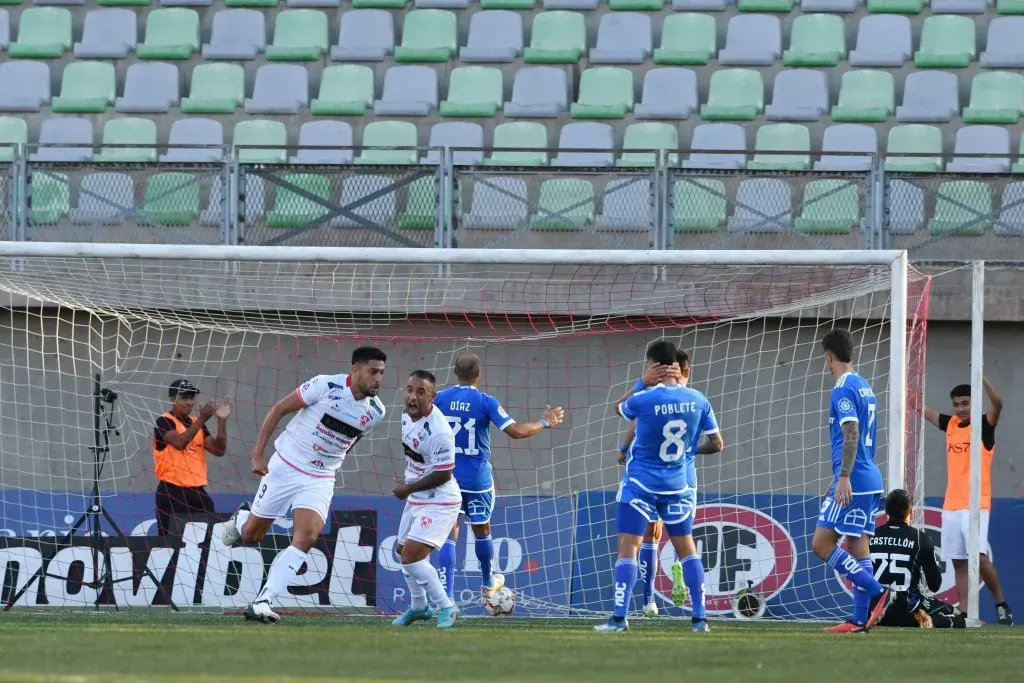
827, 547, 884, 597
850, 558, 874, 625
476, 535, 495, 589
639, 542, 658, 604
234, 510, 250, 539
681, 554, 706, 621
402, 564, 429, 611
255, 545, 306, 606
438, 538, 457, 599
611, 558, 638, 620
405, 558, 453, 610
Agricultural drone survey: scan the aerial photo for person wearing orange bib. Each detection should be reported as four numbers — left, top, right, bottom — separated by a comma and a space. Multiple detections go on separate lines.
923, 378, 1012, 625
152, 379, 229, 536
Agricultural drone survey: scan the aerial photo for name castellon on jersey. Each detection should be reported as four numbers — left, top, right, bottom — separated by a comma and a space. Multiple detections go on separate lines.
275, 373, 386, 477
401, 406, 461, 505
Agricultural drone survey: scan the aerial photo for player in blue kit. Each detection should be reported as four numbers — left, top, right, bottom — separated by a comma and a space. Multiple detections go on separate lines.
812, 328, 895, 634
597, 341, 723, 633
433, 353, 564, 601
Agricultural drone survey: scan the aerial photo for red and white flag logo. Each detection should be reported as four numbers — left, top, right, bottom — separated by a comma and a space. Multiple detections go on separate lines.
420, 516, 432, 528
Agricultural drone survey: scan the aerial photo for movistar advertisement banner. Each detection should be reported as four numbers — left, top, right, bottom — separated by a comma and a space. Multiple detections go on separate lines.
1, 490, 1020, 624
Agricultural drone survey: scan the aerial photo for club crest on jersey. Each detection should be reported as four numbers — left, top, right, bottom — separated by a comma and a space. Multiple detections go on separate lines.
420, 516, 432, 528
838, 398, 855, 413
360, 413, 371, 428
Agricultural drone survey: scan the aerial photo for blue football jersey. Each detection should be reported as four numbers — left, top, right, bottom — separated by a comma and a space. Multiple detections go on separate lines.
618, 384, 719, 495
829, 371, 883, 495
434, 385, 515, 491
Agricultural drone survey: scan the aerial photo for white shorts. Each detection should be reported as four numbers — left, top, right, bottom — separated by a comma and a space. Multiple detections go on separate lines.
249, 453, 335, 523
941, 509, 991, 561
397, 501, 461, 550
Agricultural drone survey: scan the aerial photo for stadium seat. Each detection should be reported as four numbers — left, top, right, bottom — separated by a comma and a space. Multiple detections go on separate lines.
374, 65, 438, 116
310, 65, 374, 116
848, 15, 911, 67
115, 63, 179, 114
425, 121, 484, 165
352, 0, 407, 7
963, 72, 1024, 124
460, 10, 523, 62
235, 119, 288, 164
946, 126, 1011, 173
617, 122, 678, 167
267, 173, 332, 228
831, 70, 895, 123
795, 179, 860, 234
896, 71, 960, 123
94, 118, 158, 163
672, 178, 727, 232
161, 0, 215, 6
997, 0, 1024, 15
291, 120, 354, 164
398, 175, 440, 230
589, 12, 651, 64
138, 173, 201, 226
358, 120, 419, 164
594, 179, 653, 232
928, 181, 990, 235
764, 69, 829, 121
0, 61, 48, 111
415, 0, 467, 7
504, 67, 569, 118
634, 68, 698, 119
331, 10, 394, 62
394, 9, 456, 62
737, 0, 793, 11
683, 123, 747, 169
551, 122, 614, 167
980, 17, 1024, 68
332, 175, 398, 228
246, 65, 309, 115
932, 0, 987, 11
225, 0, 280, 8
700, 69, 764, 121
462, 177, 528, 230
544, 0, 598, 8
487, 121, 548, 165
718, 14, 780, 66
886, 179, 924, 234
610, 0, 663, 9
74, 9, 137, 59
1014, 136, 1024, 173
289, 0, 340, 6
783, 14, 846, 66
885, 124, 943, 172
480, 0, 536, 9
571, 68, 633, 119
51, 62, 115, 114
523, 11, 586, 64
914, 15, 975, 68
9, 7, 71, 58
867, 0, 924, 12
440, 66, 503, 117
136, 9, 199, 60
0, 116, 26, 162
265, 9, 327, 60
202, 9, 265, 60
162, 118, 223, 162
653, 12, 715, 65
29, 173, 70, 225
995, 183, 1024, 235
672, 0, 730, 8
181, 63, 245, 114
69, 173, 134, 226
815, 124, 877, 171
32, 117, 93, 162
802, 0, 859, 10
747, 123, 812, 170
727, 179, 792, 232
531, 178, 594, 229
0, 12, 7, 52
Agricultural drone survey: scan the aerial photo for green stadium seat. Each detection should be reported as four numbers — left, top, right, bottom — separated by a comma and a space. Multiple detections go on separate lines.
29, 172, 69, 225
225, 0, 278, 7
928, 181, 991, 236
357, 121, 418, 164
397, 177, 438, 230
480, 0, 535, 9
139, 173, 200, 226
0, 117, 27, 163
9, 8, 72, 59
571, 68, 634, 120
747, 124, 811, 171
914, 16, 976, 68
181, 64, 245, 115
653, 13, 715, 66
267, 174, 331, 228
352, 0, 408, 7
1014, 136, 1024, 173
867, 0, 924, 12
783, 14, 846, 67
963, 72, 1024, 125
617, 123, 678, 168
52, 62, 115, 114
441, 67, 502, 118
98, 0, 149, 6
524, 12, 586, 64
311, 66, 374, 117
672, 179, 726, 233
531, 179, 594, 230
136, 9, 199, 60
0, 0, 23, 5
795, 180, 860, 234
486, 122, 548, 166
95, 118, 158, 163
700, 69, 763, 121
997, 0, 1024, 13
737, 0, 794, 12
885, 125, 943, 172
395, 10, 457, 63
235, 120, 288, 164
831, 71, 894, 123
610, 0, 663, 9
266, 10, 328, 61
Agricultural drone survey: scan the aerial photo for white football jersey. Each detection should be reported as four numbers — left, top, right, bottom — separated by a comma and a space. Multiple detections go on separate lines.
273, 373, 386, 477
401, 406, 460, 505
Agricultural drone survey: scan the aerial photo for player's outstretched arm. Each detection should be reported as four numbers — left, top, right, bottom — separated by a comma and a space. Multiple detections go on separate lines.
204, 400, 231, 457
909, 389, 943, 430
504, 404, 564, 439
983, 376, 1003, 427
696, 432, 724, 455
160, 402, 216, 451
250, 391, 306, 476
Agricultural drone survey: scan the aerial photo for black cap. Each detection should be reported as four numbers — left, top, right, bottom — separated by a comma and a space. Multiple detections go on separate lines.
169, 379, 200, 398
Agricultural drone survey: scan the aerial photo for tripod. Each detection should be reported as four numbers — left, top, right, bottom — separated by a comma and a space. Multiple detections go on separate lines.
4, 374, 177, 611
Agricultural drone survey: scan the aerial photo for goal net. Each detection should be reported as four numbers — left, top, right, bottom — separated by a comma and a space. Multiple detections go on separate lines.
0, 245, 930, 621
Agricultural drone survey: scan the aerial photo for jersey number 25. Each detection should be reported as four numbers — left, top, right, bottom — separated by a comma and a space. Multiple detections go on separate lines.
659, 420, 687, 462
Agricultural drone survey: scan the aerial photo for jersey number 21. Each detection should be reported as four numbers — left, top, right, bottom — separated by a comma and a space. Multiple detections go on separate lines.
448, 416, 479, 456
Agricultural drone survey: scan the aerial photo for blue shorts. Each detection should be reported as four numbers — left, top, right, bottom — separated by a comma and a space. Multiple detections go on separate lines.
459, 487, 494, 525
816, 492, 882, 537
616, 479, 696, 538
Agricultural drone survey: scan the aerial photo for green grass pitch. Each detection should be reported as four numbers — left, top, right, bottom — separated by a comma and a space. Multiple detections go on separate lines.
0, 612, 1020, 683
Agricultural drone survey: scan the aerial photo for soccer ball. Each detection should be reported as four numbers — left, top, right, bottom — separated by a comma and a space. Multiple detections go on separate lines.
484, 587, 515, 616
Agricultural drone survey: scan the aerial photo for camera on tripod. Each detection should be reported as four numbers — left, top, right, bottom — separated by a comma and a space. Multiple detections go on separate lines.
99, 388, 118, 404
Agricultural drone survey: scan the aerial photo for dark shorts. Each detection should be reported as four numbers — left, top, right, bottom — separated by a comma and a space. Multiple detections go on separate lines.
878, 594, 966, 629
155, 481, 216, 536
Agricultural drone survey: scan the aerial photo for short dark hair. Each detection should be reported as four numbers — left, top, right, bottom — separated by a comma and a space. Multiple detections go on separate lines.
676, 349, 690, 369
409, 369, 436, 384
951, 384, 971, 400
454, 353, 481, 382
821, 328, 854, 363
352, 346, 387, 365
885, 489, 912, 522
646, 341, 677, 366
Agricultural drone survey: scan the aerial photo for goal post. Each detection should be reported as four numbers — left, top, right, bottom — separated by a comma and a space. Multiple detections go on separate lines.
0, 244, 930, 620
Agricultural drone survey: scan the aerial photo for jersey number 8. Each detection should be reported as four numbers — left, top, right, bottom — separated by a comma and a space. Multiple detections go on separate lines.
659, 419, 687, 462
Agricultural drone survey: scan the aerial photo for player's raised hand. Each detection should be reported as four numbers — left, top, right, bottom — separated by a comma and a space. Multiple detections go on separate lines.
215, 398, 232, 420
542, 404, 564, 427
198, 401, 218, 422
641, 362, 681, 387
250, 450, 269, 477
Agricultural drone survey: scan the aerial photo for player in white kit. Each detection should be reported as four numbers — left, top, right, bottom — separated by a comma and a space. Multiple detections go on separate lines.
221, 346, 388, 624
391, 370, 462, 629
